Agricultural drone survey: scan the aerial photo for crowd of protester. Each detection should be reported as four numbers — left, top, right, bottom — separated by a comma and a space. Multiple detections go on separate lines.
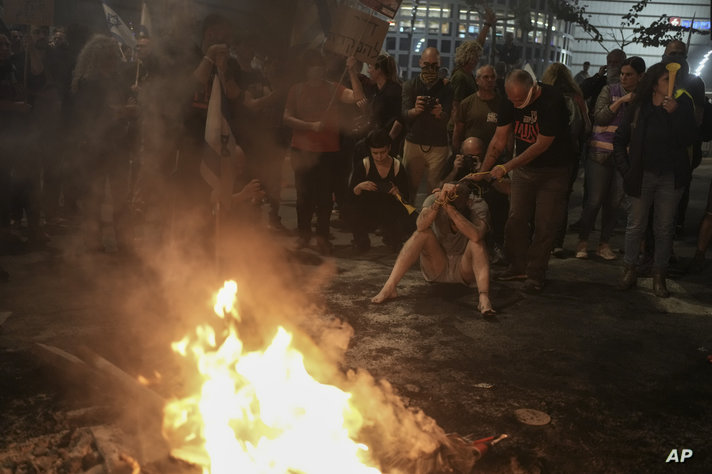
1, 12, 711, 309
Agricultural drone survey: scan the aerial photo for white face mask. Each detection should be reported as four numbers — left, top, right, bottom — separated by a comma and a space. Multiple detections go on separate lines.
516, 84, 535, 109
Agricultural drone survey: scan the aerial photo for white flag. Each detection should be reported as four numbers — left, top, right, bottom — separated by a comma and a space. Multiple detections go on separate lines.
139, 1, 152, 38
101, 1, 137, 49
201, 75, 238, 210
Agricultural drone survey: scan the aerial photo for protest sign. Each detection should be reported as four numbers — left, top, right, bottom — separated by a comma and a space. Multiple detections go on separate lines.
358, 0, 402, 19
325, 6, 388, 64
4, 0, 54, 25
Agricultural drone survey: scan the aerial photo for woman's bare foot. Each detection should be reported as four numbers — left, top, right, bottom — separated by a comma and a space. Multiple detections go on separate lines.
477, 293, 496, 317
371, 286, 398, 303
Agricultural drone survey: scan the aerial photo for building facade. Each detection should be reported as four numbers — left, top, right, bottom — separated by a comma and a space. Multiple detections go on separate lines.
569, 0, 711, 89
383, 0, 577, 79
383, 0, 712, 86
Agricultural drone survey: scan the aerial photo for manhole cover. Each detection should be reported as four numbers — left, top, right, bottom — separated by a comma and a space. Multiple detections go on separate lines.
514, 408, 551, 426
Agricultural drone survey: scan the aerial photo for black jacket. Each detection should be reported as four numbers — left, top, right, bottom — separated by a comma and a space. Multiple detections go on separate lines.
613, 94, 697, 197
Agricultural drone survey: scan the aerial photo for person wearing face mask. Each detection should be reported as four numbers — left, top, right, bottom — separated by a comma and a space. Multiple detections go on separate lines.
580, 49, 626, 111
476, 69, 573, 294
401, 47, 453, 204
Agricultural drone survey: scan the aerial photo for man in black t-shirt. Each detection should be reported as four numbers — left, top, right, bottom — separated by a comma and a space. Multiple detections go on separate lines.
477, 69, 573, 293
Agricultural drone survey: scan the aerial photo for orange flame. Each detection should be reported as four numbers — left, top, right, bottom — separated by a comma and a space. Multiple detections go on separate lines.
163, 281, 381, 473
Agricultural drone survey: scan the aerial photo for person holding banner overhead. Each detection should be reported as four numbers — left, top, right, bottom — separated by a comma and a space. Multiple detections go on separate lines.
283, 49, 364, 256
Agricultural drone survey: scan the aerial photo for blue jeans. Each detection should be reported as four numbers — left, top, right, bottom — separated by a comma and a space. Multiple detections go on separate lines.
623, 171, 683, 269
578, 157, 624, 243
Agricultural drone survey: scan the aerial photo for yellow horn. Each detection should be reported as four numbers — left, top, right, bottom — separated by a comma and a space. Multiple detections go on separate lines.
666, 62, 681, 97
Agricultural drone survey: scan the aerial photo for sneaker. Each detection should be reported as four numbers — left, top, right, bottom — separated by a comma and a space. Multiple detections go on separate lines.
496, 269, 527, 281
551, 247, 567, 259
575, 241, 588, 259
596, 244, 617, 261
521, 278, 544, 294
268, 219, 289, 234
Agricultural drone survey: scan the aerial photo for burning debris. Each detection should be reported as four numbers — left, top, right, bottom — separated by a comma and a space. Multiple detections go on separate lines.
161, 281, 508, 474
2, 281, 508, 474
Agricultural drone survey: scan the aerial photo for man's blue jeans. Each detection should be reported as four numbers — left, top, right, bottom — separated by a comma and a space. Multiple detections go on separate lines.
623, 171, 683, 269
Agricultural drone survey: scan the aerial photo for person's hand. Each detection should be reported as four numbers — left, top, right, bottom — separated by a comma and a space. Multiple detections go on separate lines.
621, 92, 634, 103
430, 101, 443, 118
241, 179, 264, 201
386, 183, 398, 196
413, 96, 427, 115
598, 65, 607, 76
206, 43, 229, 69
311, 121, 324, 132
489, 164, 508, 181
355, 181, 377, 195
662, 96, 678, 114
453, 154, 464, 171
346, 56, 358, 71
439, 182, 457, 203
483, 7, 497, 26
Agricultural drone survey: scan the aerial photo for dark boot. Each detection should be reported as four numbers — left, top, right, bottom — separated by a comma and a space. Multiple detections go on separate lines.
617, 263, 637, 290
652, 267, 670, 298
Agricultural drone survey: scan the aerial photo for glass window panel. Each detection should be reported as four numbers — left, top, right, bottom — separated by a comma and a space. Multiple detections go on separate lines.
441, 22, 451, 35
414, 19, 426, 30
399, 37, 410, 49
412, 56, 420, 67
427, 38, 437, 47
386, 37, 396, 51
399, 54, 408, 68
441, 39, 451, 52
